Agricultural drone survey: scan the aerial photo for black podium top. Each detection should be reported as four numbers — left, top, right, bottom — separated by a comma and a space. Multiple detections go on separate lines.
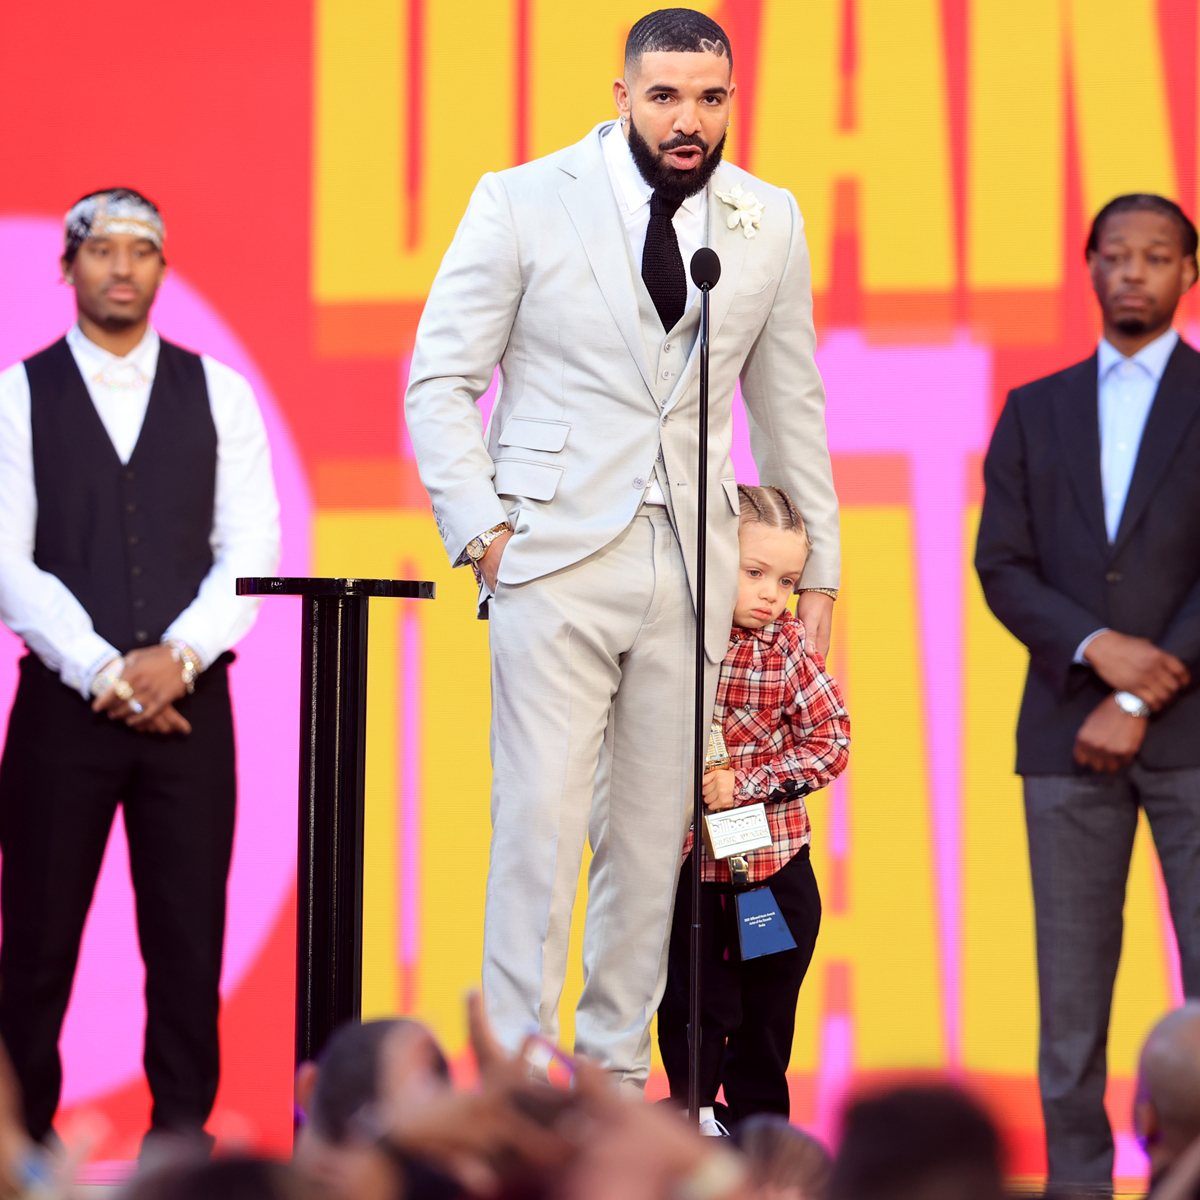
236, 577, 435, 599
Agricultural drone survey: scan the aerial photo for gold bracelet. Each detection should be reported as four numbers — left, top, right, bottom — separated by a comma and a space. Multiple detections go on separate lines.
799, 587, 839, 601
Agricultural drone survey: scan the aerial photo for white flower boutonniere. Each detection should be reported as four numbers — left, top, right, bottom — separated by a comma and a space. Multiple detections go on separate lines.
715, 182, 765, 238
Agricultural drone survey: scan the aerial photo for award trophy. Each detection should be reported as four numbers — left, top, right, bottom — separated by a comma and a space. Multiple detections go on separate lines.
702, 721, 796, 961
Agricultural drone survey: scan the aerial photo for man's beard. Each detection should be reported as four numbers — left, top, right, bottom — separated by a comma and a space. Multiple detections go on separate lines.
626, 114, 726, 206
1113, 314, 1155, 336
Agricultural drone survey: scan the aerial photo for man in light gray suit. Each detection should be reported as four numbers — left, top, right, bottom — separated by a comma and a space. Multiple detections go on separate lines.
405, 8, 839, 1091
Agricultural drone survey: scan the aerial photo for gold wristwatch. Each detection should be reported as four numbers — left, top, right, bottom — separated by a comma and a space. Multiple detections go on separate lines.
463, 520, 511, 585
464, 522, 512, 569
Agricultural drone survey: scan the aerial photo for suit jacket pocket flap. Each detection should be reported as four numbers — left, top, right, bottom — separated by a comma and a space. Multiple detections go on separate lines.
499, 417, 571, 452
494, 458, 564, 501
722, 478, 741, 515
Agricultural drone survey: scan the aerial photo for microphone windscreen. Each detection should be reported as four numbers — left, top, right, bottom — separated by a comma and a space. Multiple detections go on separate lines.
690, 247, 722, 290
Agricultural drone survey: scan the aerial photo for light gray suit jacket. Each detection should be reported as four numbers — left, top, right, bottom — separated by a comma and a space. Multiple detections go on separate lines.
405, 122, 839, 662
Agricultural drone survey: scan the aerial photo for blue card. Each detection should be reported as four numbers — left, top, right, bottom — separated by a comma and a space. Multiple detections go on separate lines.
736, 886, 798, 960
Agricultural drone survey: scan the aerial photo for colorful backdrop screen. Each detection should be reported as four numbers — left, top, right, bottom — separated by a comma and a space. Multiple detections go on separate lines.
1, 0, 1196, 1185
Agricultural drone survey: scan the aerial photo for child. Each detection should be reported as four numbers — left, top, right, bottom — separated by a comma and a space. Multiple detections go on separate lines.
657, 484, 850, 1124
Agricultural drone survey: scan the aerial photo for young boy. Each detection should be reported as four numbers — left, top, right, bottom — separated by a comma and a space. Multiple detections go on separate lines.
657, 485, 850, 1124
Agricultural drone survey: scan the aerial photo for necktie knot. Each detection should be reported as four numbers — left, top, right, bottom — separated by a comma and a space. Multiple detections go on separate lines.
650, 190, 682, 219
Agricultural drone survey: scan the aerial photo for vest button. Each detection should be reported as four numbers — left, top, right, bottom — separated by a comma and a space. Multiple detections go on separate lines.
128, 535, 139, 546
1106, 571, 1122, 583
125, 470, 135, 481
135, 631, 148, 642
130, 566, 142, 577
133, 599, 145, 609
126, 503, 137, 514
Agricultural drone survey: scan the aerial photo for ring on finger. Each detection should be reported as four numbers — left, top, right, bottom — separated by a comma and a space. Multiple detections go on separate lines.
113, 679, 134, 701
128, 699, 144, 715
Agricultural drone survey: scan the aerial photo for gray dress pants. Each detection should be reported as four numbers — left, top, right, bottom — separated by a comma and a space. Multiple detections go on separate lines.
1024, 764, 1200, 1190
484, 506, 722, 1091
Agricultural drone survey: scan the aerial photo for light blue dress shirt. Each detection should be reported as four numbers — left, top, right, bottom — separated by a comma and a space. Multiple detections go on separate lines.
1074, 326, 1178, 663
1096, 326, 1177, 540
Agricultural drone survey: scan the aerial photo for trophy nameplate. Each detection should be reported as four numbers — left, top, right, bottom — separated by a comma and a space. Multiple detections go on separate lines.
702, 720, 773, 860
702, 803, 773, 860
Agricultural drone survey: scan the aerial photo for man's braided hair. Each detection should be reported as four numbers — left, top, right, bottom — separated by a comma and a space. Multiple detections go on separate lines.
736, 484, 812, 553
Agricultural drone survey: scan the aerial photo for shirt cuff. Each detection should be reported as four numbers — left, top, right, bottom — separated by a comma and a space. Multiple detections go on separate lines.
161, 620, 214, 671
76, 641, 123, 700
1075, 628, 1111, 665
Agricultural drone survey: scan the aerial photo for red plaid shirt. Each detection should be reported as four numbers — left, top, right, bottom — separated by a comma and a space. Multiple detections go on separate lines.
684, 611, 851, 884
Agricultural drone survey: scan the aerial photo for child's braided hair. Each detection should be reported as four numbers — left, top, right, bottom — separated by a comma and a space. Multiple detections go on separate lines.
736, 484, 813, 553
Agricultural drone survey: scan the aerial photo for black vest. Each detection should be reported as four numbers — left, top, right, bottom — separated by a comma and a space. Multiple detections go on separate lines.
24, 336, 218, 654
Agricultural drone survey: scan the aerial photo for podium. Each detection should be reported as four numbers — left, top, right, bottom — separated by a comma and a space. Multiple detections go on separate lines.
237, 576, 435, 1063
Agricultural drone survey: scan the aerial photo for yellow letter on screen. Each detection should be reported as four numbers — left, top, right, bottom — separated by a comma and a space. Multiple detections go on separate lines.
792, 502, 945, 1076
314, 0, 517, 304
755, 0, 954, 308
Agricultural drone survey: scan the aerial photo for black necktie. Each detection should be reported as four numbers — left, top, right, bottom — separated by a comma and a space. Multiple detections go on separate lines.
642, 191, 687, 331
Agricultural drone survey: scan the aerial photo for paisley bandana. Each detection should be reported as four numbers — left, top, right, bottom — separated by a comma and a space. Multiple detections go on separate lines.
64, 190, 165, 259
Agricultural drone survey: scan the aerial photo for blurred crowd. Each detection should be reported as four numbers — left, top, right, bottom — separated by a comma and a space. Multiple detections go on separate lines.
5, 995, 1200, 1200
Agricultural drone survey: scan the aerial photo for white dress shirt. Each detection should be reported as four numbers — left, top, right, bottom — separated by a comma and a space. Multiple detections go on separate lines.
602, 122, 708, 506
1074, 326, 1178, 663
602, 120, 708, 313
0, 325, 281, 697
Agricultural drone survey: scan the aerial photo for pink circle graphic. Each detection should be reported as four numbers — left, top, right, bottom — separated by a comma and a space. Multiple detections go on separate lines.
0, 218, 309, 1104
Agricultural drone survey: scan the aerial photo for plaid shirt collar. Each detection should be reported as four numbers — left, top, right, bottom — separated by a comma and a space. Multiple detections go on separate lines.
730, 616, 790, 653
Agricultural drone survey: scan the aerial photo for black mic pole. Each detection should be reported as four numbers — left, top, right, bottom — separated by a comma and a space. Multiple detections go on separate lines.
687, 247, 721, 1125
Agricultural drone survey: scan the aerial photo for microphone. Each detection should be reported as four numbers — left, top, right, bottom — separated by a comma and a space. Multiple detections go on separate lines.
690, 247, 722, 291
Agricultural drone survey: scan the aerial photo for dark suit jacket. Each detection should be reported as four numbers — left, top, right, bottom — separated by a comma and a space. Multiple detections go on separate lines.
975, 338, 1200, 774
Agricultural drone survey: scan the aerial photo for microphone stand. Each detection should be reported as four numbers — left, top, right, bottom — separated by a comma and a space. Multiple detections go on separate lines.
687, 248, 721, 1125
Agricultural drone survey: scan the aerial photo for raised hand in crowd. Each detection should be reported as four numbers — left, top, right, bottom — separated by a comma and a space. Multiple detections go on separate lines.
558, 1056, 748, 1200
377, 993, 574, 1194
1083, 631, 1190, 710
92, 645, 193, 734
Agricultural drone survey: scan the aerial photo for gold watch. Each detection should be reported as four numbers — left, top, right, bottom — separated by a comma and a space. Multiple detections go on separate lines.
464, 522, 512, 564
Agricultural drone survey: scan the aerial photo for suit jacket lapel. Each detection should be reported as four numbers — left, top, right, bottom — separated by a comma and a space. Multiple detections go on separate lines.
661, 165, 751, 413
558, 134, 656, 401
1113, 340, 1200, 550
1051, 355, 1108, 554
705, 165, 750, 342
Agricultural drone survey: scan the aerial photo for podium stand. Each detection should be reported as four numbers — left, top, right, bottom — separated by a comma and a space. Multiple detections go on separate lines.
237, 576, 435, 1063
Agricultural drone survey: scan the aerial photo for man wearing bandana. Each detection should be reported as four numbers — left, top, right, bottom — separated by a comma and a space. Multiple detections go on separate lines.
0, 188, 280, 1148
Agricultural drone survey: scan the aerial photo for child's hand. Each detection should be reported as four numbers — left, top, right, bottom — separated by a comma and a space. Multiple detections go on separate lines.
702, 769, 737, 811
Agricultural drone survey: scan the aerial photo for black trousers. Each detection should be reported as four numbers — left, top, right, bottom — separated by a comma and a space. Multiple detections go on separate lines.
0, 654, 236, 1141
658, 847, 821, 1123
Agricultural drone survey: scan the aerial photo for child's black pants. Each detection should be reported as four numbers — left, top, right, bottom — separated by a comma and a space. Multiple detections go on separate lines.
657, 845, 821, 1123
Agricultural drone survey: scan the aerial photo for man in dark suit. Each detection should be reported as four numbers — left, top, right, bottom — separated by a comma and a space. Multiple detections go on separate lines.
977, 193, 1200, 1193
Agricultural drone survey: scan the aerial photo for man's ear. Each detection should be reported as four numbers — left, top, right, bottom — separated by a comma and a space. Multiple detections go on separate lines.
1184, 255, 1198, 293
1135, 1097, 1160, 1147
295, 1060, 319, 1117
612, 76, 631, 121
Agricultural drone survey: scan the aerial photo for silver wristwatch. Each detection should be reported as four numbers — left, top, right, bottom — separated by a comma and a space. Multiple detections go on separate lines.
1114, 691, 1152, 719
